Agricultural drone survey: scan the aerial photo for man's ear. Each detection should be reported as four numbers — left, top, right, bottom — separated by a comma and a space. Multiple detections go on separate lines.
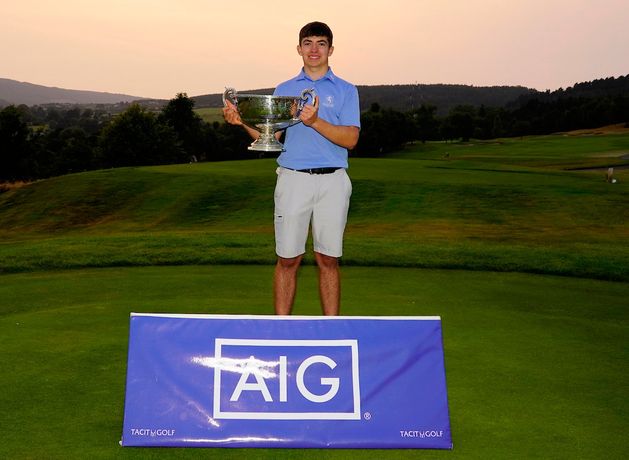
297, 44, 302, 56
328, 45, 334, 56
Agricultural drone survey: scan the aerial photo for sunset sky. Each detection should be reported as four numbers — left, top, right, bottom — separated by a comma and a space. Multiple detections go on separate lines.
2, 0, 628, 99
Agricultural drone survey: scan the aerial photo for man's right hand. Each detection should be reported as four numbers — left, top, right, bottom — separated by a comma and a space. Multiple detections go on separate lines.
222, 100, 243, 126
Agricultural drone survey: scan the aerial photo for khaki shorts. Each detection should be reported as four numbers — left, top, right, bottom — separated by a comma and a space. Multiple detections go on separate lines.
274, 167, 352, 258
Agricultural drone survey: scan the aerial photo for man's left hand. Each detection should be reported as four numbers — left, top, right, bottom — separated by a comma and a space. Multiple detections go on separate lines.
300, 96, 319, 126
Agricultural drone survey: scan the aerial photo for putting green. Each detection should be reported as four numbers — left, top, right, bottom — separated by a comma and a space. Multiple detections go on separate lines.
1, 265, 627, 459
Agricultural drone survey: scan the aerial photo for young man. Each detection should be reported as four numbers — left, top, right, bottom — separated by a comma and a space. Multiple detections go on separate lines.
223, 21, 360, 316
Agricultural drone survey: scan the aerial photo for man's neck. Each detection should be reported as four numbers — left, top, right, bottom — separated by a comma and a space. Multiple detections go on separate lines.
303, 64, 329, 81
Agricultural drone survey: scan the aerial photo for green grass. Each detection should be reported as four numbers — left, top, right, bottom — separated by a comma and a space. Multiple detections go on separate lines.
392, 130, 629, 169
1, 132, 628, 280
194, 107, 225, 124
1, 265, 627, 459
1, 130, 628, 458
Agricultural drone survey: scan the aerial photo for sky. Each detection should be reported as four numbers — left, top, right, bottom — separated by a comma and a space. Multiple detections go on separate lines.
2, 0, 628, 99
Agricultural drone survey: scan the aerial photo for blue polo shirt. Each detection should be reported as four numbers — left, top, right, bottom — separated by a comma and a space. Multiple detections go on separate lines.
273, 68, 360, 169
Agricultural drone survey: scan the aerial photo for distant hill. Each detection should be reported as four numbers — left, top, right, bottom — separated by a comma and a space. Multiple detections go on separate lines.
356, 84, 537, 114
4, 74, 625, 114
510, 74, 629, 108
192, 84, 538, 115
0, 78, 145, 106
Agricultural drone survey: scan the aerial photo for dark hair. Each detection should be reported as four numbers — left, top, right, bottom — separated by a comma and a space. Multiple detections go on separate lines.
299, 21, 333, 47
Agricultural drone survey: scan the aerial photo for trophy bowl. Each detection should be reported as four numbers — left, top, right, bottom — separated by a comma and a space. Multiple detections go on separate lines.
223, 87, 315, 152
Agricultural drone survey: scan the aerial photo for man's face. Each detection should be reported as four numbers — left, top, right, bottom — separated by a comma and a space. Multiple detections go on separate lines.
297, 35, 334, 68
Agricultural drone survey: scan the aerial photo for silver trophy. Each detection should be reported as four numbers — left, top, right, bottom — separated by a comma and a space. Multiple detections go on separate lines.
223, 87, 316, 152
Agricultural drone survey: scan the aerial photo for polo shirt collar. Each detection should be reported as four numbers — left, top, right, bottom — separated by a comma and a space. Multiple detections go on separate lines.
296, 67, 336, 83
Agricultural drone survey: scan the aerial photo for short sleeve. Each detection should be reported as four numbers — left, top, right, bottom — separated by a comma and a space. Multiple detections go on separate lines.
339, 85, 360, 129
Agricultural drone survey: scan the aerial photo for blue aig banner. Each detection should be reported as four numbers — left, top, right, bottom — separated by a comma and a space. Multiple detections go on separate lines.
121, 314, 452, 449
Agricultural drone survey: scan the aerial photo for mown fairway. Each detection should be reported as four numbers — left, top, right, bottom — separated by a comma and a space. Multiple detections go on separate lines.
1, 266, 627, 459
0, 130, 628, 459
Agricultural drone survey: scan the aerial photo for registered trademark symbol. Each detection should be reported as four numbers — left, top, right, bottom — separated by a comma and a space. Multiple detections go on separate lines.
363, 412, 371, 420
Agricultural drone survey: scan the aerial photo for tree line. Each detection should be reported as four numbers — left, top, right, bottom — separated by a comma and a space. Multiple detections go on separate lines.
0, 94, 254, 182
357, 92, 629, 155
2, 83, 628, 181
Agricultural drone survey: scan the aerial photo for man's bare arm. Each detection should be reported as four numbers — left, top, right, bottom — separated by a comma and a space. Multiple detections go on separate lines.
222, 100, 260, 140
299, 96, 359, 149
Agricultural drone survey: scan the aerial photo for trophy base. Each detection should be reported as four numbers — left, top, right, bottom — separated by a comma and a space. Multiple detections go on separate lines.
248, 127, 285, 152
247, 139, 285, 152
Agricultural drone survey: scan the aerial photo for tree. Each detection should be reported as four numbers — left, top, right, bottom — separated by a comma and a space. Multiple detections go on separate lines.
213, 122, 255, 160
159, 93, 207, 161
36, 127, 96, 177
444, 105, 476, 142
411, 104, 439, 143
0, 105, 32, 181
355, 105, 416, 156
98, 104, 184, 168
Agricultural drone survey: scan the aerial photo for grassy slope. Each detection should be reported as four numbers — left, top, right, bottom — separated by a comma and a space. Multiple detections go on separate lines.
1, 132, 628, 280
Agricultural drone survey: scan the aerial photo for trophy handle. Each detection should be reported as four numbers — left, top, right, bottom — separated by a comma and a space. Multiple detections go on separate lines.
223, 87, 237, 107
293, 88, 316, 121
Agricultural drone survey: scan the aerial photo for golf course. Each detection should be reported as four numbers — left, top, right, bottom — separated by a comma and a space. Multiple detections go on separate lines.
1, 128, 628, 459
